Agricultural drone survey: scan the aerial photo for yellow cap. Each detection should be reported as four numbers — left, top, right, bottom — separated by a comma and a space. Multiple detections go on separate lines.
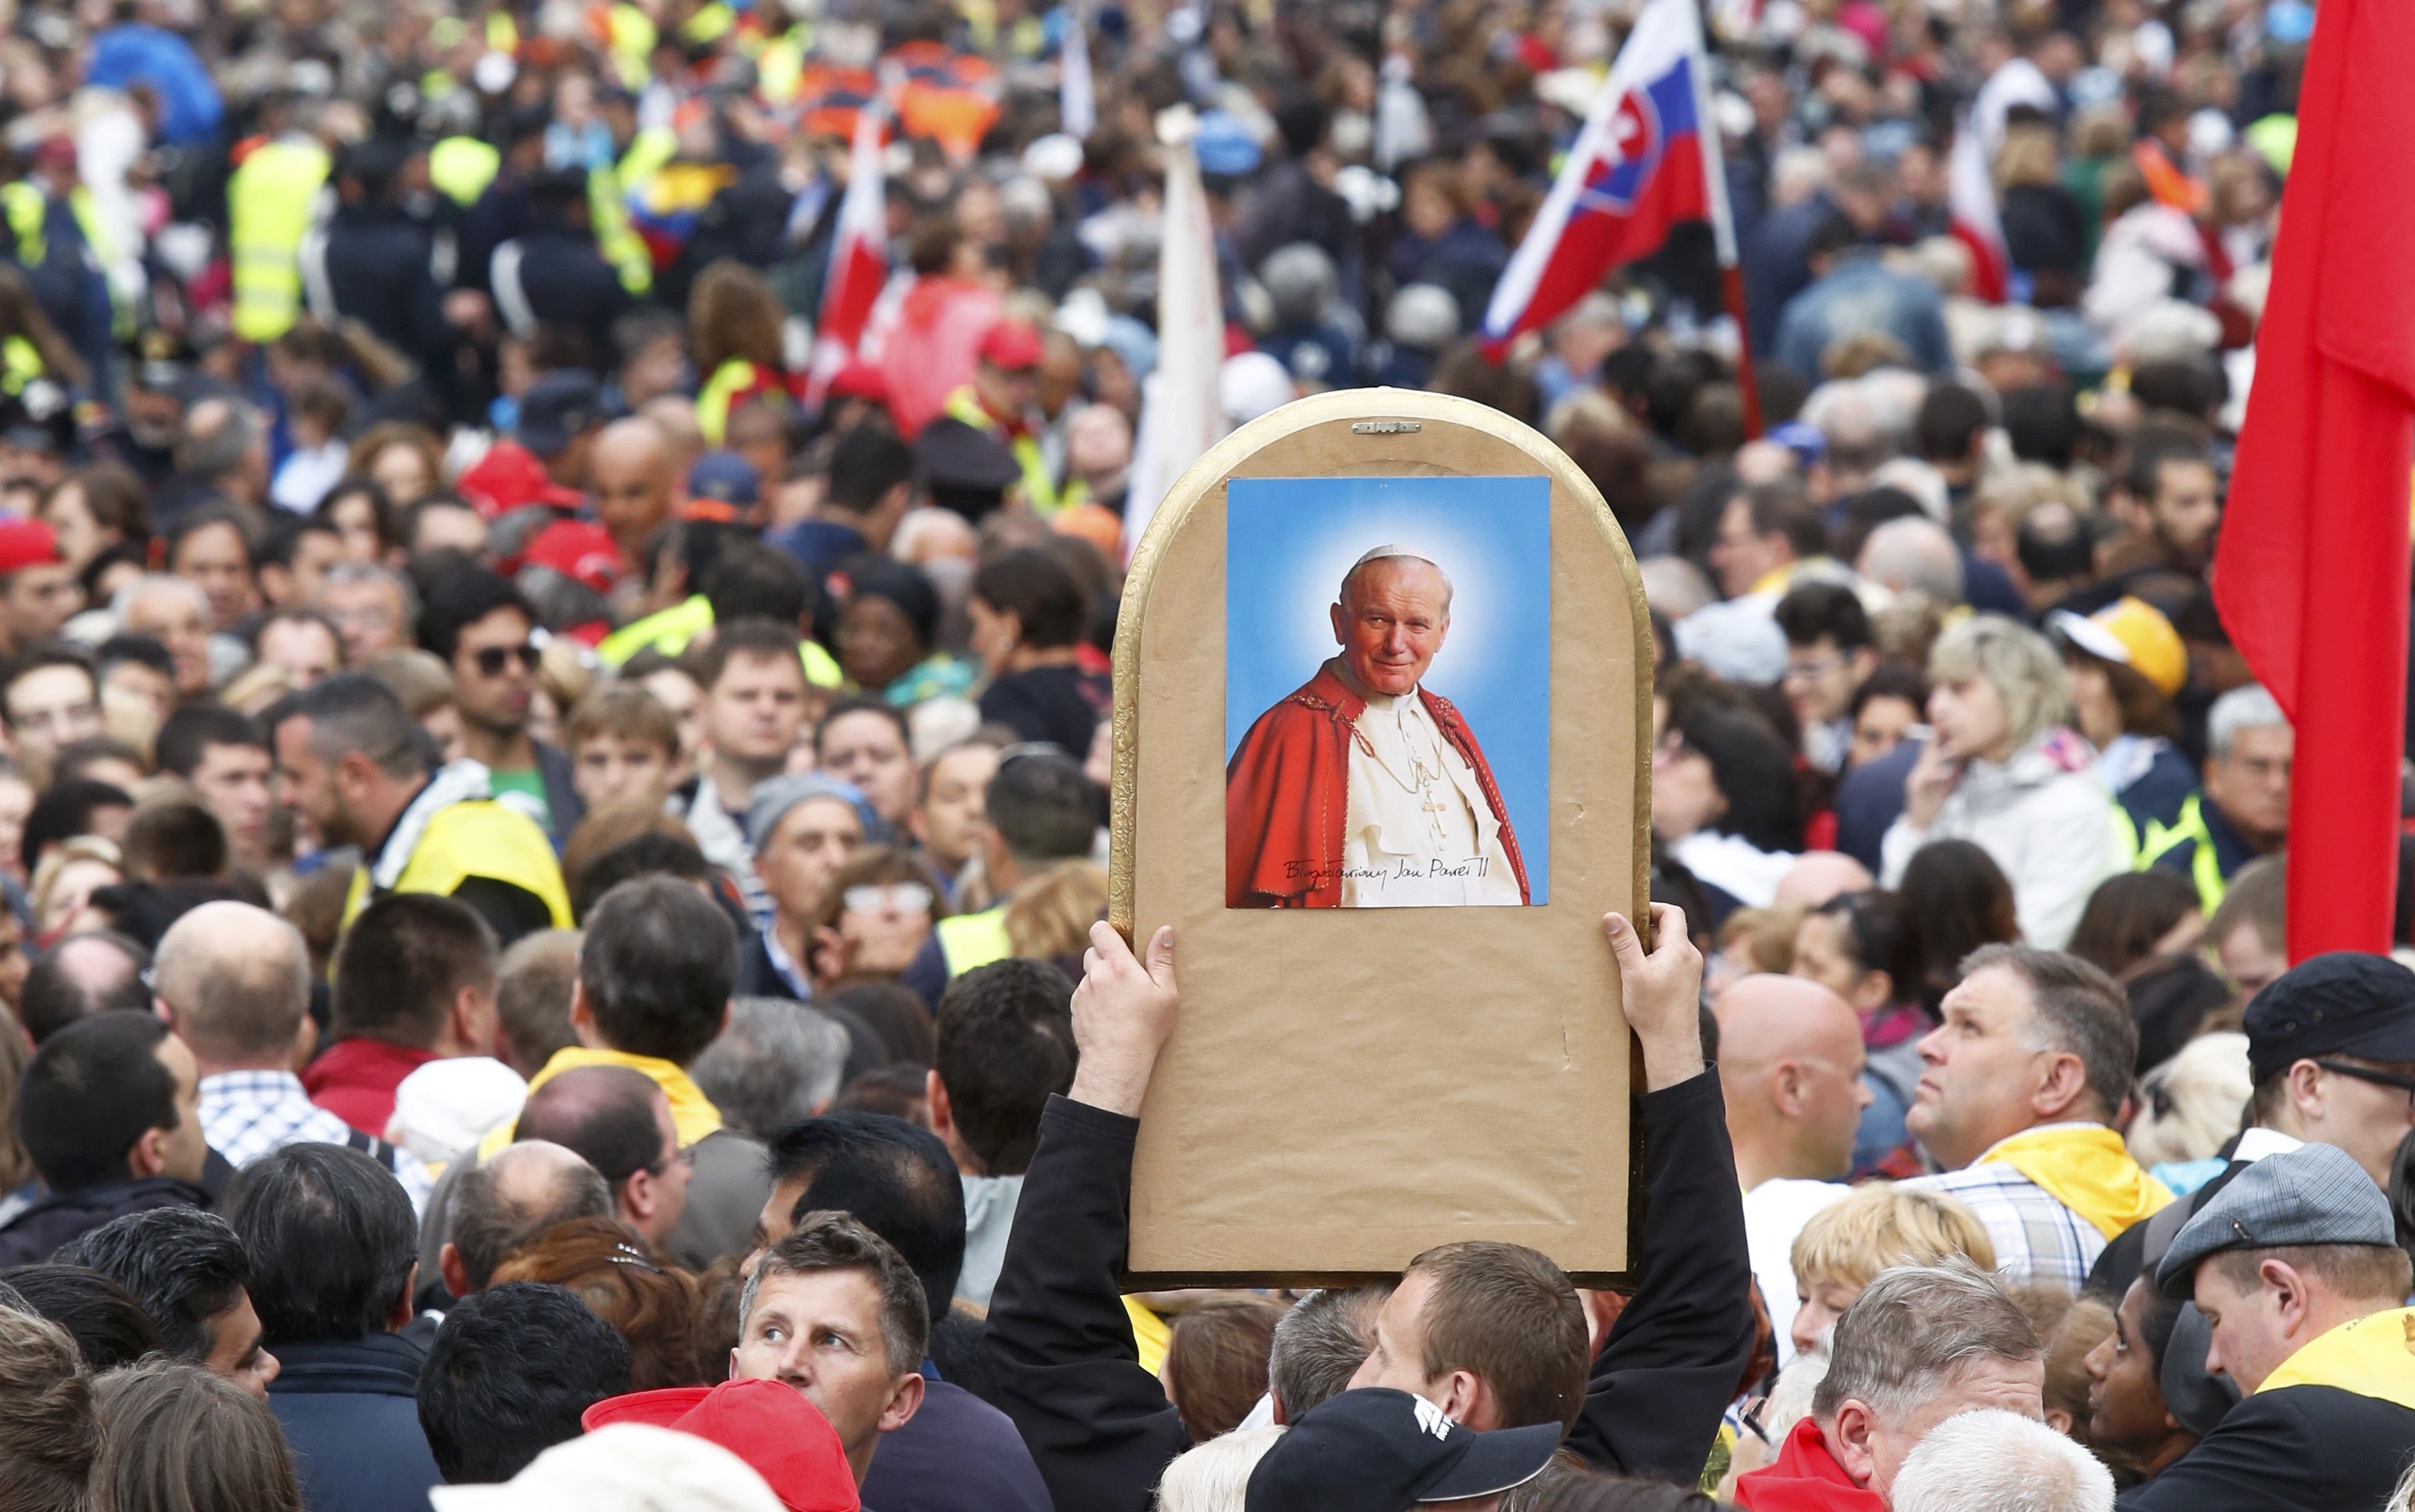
2053, 596, 2188, 697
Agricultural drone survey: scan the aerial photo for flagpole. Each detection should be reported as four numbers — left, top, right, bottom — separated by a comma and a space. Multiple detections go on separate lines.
1684, 0, 1759, 439
1720, 268, 1762, 439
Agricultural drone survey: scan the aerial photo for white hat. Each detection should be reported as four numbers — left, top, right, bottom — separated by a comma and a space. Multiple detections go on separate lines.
385, 1057, 528, 1166
428, 1425, 785, 1512
1219, 352, 1297, 426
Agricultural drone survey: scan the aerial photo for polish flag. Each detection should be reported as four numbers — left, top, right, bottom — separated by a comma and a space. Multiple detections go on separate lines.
806, 100, 891, 408
1948, 118, 2009, 304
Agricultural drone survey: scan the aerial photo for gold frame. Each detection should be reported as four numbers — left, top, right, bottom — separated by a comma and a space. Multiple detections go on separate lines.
1105, 387, 1659, 1289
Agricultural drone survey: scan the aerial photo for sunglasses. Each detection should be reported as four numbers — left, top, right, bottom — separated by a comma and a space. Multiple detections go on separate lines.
472, 643, 543, 677
843, 882, 935, 915
2314, 1060, 2415, 1108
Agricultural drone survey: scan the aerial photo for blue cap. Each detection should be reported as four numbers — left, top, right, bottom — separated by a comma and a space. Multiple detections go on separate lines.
2266, 0, 2314, 45
1194, 111, 1262, 177
1770, 419, 1827, 466
518, 369, 605, 458
687, 450, 760, 507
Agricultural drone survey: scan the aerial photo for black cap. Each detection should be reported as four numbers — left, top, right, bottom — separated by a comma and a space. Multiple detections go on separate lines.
2242, 951, 2415, 1083
1243, 1389, 1561, 1512
518, 370, 607, 458
914, 417, 1021, 516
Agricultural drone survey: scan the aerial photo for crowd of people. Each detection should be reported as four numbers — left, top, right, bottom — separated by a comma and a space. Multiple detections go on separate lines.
0, 0, 2397, 1504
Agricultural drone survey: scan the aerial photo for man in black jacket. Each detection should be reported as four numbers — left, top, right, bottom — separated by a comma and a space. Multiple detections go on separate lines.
226, 1142, 443, 1512
2123, 1141, 2415, 1512
983, 906, 1754, 1512
0, 1011, 209, 1265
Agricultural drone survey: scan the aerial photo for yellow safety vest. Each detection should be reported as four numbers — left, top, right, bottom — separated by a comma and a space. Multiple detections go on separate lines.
1, 183, 48, 266
64, 187, 129, 337
429, 137, 502, 208
596, 594, 844, 688
339, 799, 573, 934
605, 3, 657, 86
943, 387, 1059, 514
1, 336, 39, 395
589, 162, 652, 296
698, 358, 787, 446
934, 905, 1012, 979
230, 138, 332, 343
2135, 793, 2227, 915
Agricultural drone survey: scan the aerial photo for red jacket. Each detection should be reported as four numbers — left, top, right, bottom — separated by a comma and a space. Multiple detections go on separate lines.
1734, 1419, 1885, 1512
1223, 660, 1528, 908
302, 1039, 438, 1140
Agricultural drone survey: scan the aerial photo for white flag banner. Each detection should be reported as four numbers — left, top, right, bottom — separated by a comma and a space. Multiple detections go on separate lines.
1124, 108, 1225, 559
1060, 5, 1096, 141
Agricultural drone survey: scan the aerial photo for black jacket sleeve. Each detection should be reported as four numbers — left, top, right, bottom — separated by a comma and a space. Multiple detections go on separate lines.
982, 1095, 1187, 1512
1564, 1070, 1757, 1484
2117, 1386, 2415, 1512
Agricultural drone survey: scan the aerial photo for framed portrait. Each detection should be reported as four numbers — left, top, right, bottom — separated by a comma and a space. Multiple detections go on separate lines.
1224, 476, 1552, 910
1110, 390, 1650, 1288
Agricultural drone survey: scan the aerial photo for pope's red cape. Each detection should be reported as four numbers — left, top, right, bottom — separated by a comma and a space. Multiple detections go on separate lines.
1224, 661, 1529, 908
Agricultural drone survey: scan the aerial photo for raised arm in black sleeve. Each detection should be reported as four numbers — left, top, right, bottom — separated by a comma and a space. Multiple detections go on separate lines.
1564, 1069, 1757, 1483
982, 1093, 1188, 1512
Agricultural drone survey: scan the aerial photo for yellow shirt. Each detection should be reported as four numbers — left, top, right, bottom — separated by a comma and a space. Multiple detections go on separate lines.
478, 1046, 725, 1160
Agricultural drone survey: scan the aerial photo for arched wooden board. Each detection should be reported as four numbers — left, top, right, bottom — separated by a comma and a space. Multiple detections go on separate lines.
1109, 388, 1653, 1287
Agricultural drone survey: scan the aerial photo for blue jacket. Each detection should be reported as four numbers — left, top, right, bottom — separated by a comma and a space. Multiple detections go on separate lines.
862, 1377, 1054, 1512
268, 1334, 441, 1512
1773, 253, 1953, 377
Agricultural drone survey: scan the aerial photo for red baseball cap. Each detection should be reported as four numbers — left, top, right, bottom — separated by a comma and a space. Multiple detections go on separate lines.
582, 1380, 858, 1512
828, 361, 890, 404
522, 519, 624, 595
977, 319, 1045, 372
0, 518, 63, 576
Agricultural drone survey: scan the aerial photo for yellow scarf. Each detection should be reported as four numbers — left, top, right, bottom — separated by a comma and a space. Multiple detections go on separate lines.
479, 1047, 727, 1160
2257, 1307, 2415, 1408
1978, 1124, 2173, 1238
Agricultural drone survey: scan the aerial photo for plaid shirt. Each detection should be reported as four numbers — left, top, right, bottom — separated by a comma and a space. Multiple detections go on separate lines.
200, 1071, 433, 1214
1901, 1159, 2104, 1293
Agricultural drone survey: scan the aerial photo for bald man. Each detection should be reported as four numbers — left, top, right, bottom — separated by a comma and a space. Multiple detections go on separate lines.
1226, 548, 1528, 908
155, 902, 435, 1209
513, 1065, 689, 1246
590, 417, 678, 574
435, 1139, 613, 1297
1773, 852, 1876, 908
1717, 973, 1870, 1364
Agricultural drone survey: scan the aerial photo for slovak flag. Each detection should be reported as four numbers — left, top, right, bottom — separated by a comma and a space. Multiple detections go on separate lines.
805, 97, 892, 408
1482, 0, 1736, 352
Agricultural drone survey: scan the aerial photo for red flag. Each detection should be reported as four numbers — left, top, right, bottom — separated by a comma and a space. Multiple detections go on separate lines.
2213, 0, 2415, 961
805, 99, 891, 408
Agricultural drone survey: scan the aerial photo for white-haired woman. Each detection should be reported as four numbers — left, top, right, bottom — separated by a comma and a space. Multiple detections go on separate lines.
1881, 615, 2116, 948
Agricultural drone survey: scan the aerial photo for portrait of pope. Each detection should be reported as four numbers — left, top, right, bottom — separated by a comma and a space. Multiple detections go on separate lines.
1225, 545, 1531, 908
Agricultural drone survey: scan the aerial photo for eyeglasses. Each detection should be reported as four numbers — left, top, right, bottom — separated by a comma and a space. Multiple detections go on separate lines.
471, 643, 543, 677
995, 741, 1070, 768
1782, 655, 1849, 684
2314, 1060, 2415, 1108
844, 882, 935, 915
9, 702, 100, 733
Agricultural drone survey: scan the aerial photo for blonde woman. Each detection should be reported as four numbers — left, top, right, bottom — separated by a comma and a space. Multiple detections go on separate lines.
1003, 859, 1108, 964
1882, 615, 2116, 947
1785, 1183, 1998, 1360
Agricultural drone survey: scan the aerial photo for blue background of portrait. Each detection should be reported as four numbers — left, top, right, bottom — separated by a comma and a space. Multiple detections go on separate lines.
1225, 475, 1552, 903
